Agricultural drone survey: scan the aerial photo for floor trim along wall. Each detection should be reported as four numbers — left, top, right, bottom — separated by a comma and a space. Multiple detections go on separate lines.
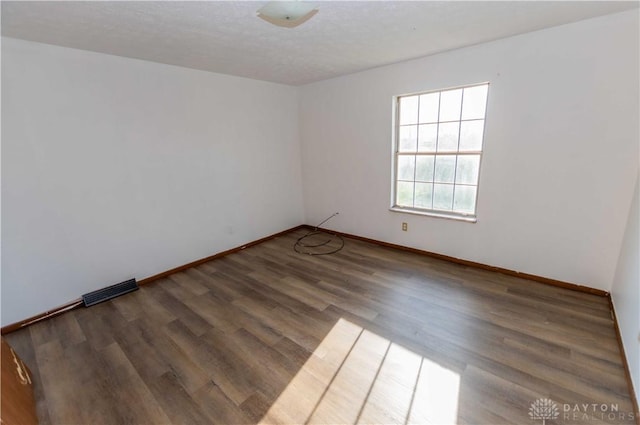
0, 225, 305, 335
312, 225, 609, 297
0, 298, 84, 335
136, 225, 306, 286
2, 223, 636, 419
609, 296, 640, 422
0, 224, 609, 334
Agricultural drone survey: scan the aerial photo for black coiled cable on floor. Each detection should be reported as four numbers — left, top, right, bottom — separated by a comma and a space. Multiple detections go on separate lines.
294, 212, 344, 256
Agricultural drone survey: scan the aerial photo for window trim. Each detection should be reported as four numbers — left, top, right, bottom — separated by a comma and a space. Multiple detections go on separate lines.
389, 206, 478, 223
391, 82, 489, 222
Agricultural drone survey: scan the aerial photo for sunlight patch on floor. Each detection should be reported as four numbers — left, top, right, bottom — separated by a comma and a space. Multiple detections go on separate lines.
260, 318, 460, 424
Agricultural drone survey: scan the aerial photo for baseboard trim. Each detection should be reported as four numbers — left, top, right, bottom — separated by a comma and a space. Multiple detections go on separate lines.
1, 224, 608, 335
609, 296, 640, 424
3, 223, 634, 417
3, 223, 634, 414
311, 227, 638, 413
137, 225, 305, 286
0, 299, 84, 335
309, 225, 609, 297
0, 225, 305, 335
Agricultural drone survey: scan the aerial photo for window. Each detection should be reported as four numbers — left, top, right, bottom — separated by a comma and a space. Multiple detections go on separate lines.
392, 83, 489, 220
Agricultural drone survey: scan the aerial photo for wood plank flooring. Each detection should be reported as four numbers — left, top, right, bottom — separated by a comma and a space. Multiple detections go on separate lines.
5, 229, 636, 424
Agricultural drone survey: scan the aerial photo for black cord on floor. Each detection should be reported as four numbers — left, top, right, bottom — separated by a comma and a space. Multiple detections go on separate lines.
294, 213, 344, 256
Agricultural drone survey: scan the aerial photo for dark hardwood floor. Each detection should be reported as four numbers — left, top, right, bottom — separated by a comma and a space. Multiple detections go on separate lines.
5, 229, 636, 424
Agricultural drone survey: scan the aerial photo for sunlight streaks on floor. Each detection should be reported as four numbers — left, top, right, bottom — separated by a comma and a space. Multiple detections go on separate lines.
259, 318, 461, 425
357, 343, 422, 424
407, 356, 461, 424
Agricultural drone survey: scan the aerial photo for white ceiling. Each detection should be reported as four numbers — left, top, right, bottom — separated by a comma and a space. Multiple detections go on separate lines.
2, 1, 638, 85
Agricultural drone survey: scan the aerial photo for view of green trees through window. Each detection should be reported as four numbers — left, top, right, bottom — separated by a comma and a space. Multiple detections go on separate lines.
394, 83, 489, 218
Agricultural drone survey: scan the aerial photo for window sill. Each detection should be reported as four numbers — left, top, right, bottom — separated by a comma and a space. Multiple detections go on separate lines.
389, 207, 477, 223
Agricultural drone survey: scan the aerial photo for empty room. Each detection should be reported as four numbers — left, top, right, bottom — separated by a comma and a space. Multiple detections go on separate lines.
1, 1, 639, 424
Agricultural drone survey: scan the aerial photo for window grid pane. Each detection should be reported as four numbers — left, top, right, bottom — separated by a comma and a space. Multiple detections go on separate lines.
394, 83, 488, 217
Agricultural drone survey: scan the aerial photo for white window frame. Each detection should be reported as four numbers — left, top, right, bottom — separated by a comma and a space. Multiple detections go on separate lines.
391, 82, 489, 222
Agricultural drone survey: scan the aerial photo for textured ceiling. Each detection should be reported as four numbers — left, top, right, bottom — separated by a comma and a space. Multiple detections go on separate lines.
2, 1, 638, 85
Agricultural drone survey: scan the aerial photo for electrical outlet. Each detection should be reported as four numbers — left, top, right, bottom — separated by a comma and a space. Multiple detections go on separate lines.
402, 222, 408, 231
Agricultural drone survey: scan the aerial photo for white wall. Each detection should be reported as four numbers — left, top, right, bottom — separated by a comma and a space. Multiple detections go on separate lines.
1, 37, 304, 326
612, 174, 640, 403
299, 10, 639, 291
